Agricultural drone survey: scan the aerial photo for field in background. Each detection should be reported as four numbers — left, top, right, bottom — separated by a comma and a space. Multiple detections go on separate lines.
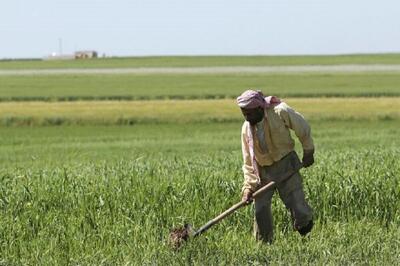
1, 72, 400, 101
0, 55, 399, 264
2, 53, 400, 69
0, 98, 398, 126
0, 120, 398, 167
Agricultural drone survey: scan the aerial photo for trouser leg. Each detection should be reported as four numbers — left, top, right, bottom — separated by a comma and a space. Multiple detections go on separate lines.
253, 188, 275, 243
277, 172, 313, 235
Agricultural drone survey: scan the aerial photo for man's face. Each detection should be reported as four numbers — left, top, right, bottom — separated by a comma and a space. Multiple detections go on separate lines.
240, 107, 264, 125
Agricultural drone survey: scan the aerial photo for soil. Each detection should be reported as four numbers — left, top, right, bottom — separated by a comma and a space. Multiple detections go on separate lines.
168, 224, 192, 249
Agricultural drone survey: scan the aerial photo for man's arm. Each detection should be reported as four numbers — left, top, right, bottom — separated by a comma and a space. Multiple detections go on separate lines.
276, 103, 315, 167
241, 123, 259, 200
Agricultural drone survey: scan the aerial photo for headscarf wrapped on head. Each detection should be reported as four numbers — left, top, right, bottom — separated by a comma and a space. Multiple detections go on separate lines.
236, 90, 281, 180
237, 90, 281, 109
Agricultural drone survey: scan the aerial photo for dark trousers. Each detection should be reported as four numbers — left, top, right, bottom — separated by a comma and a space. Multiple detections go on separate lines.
254, 151, 313, 243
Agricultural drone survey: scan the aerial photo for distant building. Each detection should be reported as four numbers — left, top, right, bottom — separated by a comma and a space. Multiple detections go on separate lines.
75, 50, 98, 59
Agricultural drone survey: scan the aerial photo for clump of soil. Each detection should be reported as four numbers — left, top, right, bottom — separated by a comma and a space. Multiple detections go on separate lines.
169, 224, 192, 249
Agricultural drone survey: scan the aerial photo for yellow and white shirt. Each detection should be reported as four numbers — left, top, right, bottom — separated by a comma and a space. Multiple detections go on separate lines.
241, 102, 314, 192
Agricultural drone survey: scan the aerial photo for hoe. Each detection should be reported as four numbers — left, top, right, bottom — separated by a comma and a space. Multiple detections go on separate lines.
169, 167, 301, 249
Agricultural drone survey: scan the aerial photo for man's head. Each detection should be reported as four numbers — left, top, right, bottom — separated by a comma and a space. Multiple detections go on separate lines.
237, 90, 266, 125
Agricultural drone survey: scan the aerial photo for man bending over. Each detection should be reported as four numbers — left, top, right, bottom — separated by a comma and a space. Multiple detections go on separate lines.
237, 89, 315, 243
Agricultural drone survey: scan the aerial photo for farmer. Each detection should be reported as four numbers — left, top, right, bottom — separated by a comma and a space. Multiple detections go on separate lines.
237, 89, 314, 243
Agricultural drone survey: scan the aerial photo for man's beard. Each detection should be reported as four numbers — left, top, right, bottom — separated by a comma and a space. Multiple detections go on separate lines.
248, 112, 264, 125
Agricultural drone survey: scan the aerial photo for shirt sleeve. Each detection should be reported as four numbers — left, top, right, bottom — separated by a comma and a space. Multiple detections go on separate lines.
241, 123, 259, 192
275, 103, 315, 151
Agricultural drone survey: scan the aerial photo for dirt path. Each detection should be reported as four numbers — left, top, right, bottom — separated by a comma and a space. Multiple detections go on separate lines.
1, 64, 400, 76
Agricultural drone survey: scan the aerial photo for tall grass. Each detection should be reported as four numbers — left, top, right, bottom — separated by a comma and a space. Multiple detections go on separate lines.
0, 121, 399, 263
0, 148, 399, 264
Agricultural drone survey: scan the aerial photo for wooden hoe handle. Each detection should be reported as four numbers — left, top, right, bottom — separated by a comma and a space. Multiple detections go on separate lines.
193, 167, 301, 237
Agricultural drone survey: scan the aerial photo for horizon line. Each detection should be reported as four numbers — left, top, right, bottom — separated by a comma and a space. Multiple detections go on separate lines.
2, 51, 400, 61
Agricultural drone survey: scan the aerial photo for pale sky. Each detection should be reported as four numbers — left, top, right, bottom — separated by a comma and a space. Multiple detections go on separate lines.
1, 0, 399, 58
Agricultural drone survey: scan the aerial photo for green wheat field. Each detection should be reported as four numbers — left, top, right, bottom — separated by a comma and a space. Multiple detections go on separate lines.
0, 55, 399, 265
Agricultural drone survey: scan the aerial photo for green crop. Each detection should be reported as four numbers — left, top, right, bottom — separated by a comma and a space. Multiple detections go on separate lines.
1, 72, 400, 102
0, 121, 399, 264
2, 53, 400, 69
0, 98, 398, 127
0, 55, 399, 264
